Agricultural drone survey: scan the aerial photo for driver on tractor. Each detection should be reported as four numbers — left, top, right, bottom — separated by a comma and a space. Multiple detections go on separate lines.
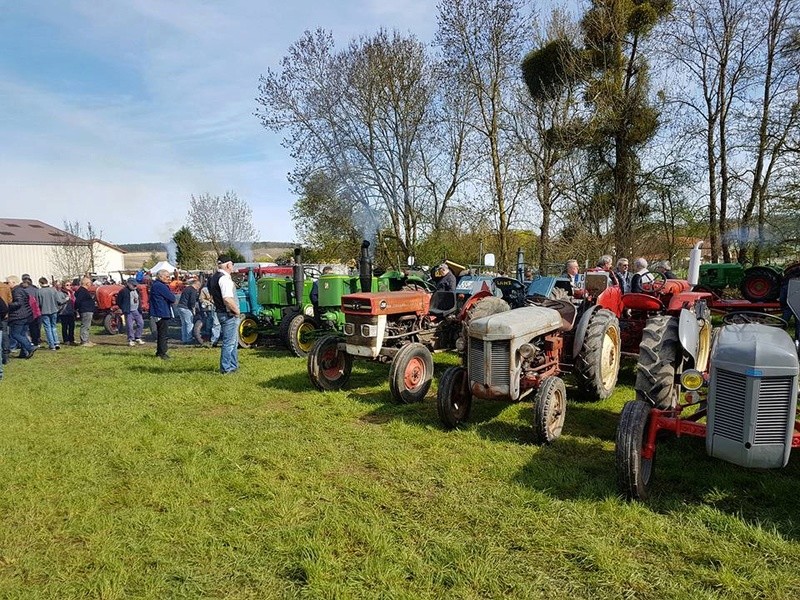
433, 263, 457, 292
630, 257, 654, 294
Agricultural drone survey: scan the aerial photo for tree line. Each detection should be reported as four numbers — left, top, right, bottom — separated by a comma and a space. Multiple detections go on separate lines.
255, 0, 800, 273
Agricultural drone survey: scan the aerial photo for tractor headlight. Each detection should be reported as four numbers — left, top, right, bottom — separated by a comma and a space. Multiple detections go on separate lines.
519, 343, 535, 359
361, 324, 378, 338
344, 323, 355, 336
455, 337, 466, 353
680, 369, 704, 391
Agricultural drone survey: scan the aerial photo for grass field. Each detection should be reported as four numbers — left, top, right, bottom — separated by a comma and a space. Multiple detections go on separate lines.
1, 327, 800, 599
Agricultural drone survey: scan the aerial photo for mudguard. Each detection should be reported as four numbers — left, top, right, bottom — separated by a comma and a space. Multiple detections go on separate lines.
678, 306, 712, 372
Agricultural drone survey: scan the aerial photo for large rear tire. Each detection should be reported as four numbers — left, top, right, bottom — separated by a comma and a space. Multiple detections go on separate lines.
636, 315, 680, 409
459, 296, 510, 353
616, 399, 656, 501
286, 313, 317, 358
574, 309, 621, 401
307, 336, 352, 391
238, 316, 259, 348
103, 312, 121, 335
532, 377, 567, 444
436, 366, 472, 429
740, 266, 781, 302
388, 343, 434, 403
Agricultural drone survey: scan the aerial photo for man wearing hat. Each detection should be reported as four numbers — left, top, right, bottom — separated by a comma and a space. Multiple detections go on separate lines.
117, 278, 145, 346
433, 263, 457, 292
207, 255, 240, 374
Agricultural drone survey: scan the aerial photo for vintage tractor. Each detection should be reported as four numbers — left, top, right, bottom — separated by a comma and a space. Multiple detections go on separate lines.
616, 278, 800, 500
307, 245, 517, 403
699, 261, 800, 303
94, 284, 150, 334
236, 248, 316, 355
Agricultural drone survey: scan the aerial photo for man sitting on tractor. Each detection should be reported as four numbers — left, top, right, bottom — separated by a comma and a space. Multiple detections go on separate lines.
433, 263, 457, 292
630, 257, 654, 293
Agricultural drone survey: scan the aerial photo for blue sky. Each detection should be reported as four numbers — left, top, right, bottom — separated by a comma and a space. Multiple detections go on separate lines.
0, 0, 435, 244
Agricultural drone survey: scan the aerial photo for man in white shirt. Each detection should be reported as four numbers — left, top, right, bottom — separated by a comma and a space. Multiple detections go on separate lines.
207, 254, 241, 374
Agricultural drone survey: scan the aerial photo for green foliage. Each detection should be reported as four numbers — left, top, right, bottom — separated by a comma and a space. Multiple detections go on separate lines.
142, 251, 159, 269
172, 226, 204, 270
223, 246, 246, 264
521, 38, 582, 100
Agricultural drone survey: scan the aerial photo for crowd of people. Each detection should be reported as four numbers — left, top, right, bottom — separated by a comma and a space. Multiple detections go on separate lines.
560, 255, 677, 294
0, 254, 243, 381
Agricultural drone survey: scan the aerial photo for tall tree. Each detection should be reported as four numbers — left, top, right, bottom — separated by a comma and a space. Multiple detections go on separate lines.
187, 191, 258, 256
436, 0, 532, 271
172, 226, 204, 270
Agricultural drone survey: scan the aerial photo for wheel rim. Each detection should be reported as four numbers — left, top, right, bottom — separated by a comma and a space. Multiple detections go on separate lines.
320, 345, 345, 381
451, 370, 470, 420
745, 276, 769, 297
403, 356, 426, 391
296, 322, 315, 353
600, 326, 620, 387
547, 385, 566, 439
239, 318, 258, 345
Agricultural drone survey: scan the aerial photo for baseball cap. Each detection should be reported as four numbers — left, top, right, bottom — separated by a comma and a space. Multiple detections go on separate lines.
127, 277, 137, 286
217, 254, 232, 265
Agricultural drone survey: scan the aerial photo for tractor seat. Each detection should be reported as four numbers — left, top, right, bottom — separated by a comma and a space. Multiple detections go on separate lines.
621, 293, 664, 312
428, 290, 458, 318
528, 298, 577, 332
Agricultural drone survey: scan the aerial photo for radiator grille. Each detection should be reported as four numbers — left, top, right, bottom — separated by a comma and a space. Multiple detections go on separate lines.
754, 376, 794, 445
713, 369, 746, 442
468, 338, 510, 386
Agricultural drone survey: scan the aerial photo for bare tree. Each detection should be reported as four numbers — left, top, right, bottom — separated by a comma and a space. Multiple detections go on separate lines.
49, 220, 104, 278
187, 191, 258, 256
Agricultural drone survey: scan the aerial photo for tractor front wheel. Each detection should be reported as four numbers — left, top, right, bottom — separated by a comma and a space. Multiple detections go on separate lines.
238, 316, 259, 348
574, 309, 621, 401
307, 336, 352, 391
389, 343, 434, 403
740, 266, 781, 302
436, 366, 472, 429
286, 313, 318, 358
532, 376, 567, 444
636, 315, 680, 409
616, 399, 656, 501
103, 312, 121, 335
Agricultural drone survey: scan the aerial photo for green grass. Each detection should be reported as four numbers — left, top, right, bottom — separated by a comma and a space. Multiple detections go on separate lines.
1, 329, 800, 599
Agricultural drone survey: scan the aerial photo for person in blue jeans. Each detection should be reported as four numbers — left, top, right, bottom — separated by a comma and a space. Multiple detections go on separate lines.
175, 278, 200, 344
207, 255, 240, 374
6, 275, 36, 359
36, 277, 67, 350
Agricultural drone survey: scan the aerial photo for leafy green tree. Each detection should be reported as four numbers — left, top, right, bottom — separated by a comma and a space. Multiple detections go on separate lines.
224, 247, 246, 264
173, 226, 204, 270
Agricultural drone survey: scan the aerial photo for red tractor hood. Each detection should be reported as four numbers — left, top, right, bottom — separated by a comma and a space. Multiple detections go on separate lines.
341, 290, 430, 316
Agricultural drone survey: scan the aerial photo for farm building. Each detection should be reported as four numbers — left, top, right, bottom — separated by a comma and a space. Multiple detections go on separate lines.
0, 218, 126, 282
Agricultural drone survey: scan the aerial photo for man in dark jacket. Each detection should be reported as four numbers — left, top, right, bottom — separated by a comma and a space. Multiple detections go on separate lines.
175, 278, 200, 344
0, 294, 6, 376
433, 263, 457, 292
21, 274, 41, 346
73, 277, 97, 346
150, 269, 177, 359
117, 278, 145, 346
6, 275, 36, 358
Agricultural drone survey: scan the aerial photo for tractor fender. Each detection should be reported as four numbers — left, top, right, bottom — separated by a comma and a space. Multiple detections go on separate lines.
572, 304, 600, 359
458, 290, 493, 322
678, 308, 701, 367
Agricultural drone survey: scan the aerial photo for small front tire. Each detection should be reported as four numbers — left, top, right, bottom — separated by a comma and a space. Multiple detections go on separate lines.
307, 336, 352, 391
238, 316, 259, 348
103, 312, 121, 335
286, 313, 317, 358
388, 343, 433, 403
532, 377, 567, 444
615, 399, 656, 501
436, 366, 472, 429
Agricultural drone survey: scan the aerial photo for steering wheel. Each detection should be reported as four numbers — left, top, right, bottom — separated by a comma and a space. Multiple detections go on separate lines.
639, 271, 666, 294
722, 311, 788, 327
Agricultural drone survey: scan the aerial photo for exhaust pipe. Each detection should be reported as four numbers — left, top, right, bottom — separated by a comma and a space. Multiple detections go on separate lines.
292, 247, 304, 307
359, 240, 372, 292
516, 247, 525, 282
687, 241, 703, 287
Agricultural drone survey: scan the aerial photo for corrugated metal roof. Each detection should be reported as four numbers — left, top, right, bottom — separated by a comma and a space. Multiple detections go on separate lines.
0, 218, 86, 245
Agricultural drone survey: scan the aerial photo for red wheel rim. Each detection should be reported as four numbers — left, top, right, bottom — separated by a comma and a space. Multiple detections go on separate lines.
321, 347, 344, 380
745, 276, 768, 297
403, 356, 426, 390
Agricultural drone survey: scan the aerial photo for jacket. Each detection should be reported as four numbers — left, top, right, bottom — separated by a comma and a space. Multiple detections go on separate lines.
8, 285, 33, 324
177, 285, 199, 312
37, 285, 67, 315
150, 279, 176, 318
117, 286, 141, 314
74, 286, 96, 313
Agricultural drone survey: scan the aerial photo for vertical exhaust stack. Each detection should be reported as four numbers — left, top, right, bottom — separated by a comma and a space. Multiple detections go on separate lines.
292, 247, 304, 308
687, 241, 703, 287
516, 247, 525, 282
359, 240, 372, 293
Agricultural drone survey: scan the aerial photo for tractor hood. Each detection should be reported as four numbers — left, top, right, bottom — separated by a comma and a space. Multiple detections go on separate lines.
713, 324, 799, 376
342, 290, 430, 316
469, 306, 562, 341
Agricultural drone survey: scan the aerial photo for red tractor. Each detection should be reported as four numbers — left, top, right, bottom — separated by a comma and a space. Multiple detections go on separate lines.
94, 284, 150, 334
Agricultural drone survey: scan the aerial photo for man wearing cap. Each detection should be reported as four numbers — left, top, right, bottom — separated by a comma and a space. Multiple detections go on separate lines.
150, 269, 177, 359
117, 278, 145, 346
176, 277, 201, 344
207, 255, 240, 374
433, 263, 457, 292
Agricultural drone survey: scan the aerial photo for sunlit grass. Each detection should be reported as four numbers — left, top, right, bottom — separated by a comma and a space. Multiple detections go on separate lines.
0, 328, 799, 598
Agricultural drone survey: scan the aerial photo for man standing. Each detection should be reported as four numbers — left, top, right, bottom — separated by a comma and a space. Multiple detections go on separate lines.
150, 269, 176, 360
36, 277, 66, 350
433, 263, 457, 292
208, 255, 240, 374
21, 274, 42, 347
175, 278, 200, 344
73, 277, 97, 347
117, 278, 145, 346
615, 258, 631, 293
6, 275, 36, 358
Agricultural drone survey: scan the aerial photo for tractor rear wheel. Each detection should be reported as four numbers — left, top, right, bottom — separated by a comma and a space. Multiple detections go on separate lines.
437, 366, 472, 429
286, 313, 318, 358
389, 343, 434, 403
103, 313, 121, 335
574, 309, 621, 401
307, 335, 352, 391
740, 266, 781, 302
459, 296, 510, 352
636, 315, 680, 409
238, 316, 259, 348
616, 399, 656, 501
532, 376, 567, 444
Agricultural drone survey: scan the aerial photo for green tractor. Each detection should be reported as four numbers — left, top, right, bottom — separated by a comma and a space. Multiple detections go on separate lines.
698, 262, 800, 303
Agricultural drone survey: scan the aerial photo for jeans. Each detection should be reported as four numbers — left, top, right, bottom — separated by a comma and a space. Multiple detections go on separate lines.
79, 312, 93, 344
217, 312, 239, 373
203, 310, 220, 344
0, 330, 3, 378
29, 316, 41, 345
9, 322, 34, 356
156, 318, 170, 357
41, 313, 59, 348
60, 314, 75, 343
175, 306, 194, 343
126, 311, 144, 341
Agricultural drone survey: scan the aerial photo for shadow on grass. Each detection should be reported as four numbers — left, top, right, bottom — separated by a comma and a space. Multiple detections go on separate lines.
260, 360, 391, 394
128, 363, 215, 374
